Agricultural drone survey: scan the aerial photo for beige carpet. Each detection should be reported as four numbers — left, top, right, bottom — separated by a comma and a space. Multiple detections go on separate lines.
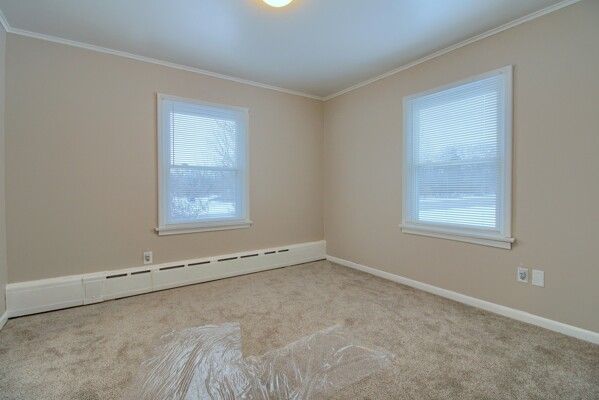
0, 260, 597, 399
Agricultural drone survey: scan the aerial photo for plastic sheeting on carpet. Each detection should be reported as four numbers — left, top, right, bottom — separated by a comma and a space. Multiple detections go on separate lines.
124, 322, 394, 399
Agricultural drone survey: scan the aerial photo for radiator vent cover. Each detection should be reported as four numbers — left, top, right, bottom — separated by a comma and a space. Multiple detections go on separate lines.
77, 242, 325, 309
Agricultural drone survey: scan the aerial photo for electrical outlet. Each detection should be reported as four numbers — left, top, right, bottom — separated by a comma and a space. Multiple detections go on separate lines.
532, 269, 544, 287
517, 266, 528, 283
143, 251, 153, 265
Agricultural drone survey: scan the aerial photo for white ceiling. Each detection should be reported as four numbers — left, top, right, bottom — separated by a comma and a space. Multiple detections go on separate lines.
0, 0, 568, 98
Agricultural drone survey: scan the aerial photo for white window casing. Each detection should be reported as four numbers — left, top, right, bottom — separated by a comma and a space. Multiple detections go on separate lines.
402, 66, 514, 249
156, 94, 251, 235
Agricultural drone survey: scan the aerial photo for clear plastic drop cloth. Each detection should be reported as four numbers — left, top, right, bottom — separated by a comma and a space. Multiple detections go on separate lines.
123, 322, 394, 400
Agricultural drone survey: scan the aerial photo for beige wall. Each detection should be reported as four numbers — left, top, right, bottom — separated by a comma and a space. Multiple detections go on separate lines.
3, 1, 598, 332
324, 0, 599, 332
5, 34, 323, 283
0, 24, 6, 315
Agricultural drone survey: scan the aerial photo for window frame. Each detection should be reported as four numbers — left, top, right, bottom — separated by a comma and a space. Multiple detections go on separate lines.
401, 66, 514, 249
156, 93, 251, 236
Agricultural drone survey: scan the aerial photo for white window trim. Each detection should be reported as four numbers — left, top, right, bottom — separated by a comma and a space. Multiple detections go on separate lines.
156, 93, 252, 236
401, 66, 514, 249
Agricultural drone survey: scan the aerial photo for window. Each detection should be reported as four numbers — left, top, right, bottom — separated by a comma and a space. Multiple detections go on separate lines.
157, 94, 250, 235
402, 66, 514, 249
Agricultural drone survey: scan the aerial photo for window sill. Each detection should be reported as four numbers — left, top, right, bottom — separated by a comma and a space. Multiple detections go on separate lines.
400, 224, 514, 249
156, 220, 253, 236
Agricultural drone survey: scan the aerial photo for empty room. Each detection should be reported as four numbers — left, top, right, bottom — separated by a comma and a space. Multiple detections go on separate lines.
0, 0, 597, 399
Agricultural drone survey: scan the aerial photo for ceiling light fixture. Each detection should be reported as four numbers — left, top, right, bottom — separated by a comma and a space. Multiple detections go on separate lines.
262, 0, 294, 8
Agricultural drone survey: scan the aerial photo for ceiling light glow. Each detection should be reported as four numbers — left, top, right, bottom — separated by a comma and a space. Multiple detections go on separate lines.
263, 0, 294, 8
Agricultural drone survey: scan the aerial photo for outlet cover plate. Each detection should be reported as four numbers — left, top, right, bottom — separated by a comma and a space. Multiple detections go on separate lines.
143, 251, 153, 265
532, 269, 544, 287
517, 266, 529, 283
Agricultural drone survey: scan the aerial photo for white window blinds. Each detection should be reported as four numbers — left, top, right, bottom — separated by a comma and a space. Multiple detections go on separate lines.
402, 67, 513, 248
158, 95, 249, 234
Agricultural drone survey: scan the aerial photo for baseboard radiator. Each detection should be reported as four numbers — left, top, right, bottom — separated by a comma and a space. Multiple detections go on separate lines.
6, 240, 326, 318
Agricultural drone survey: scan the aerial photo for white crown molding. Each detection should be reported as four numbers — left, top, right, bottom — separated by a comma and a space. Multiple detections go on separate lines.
0, 0, 582, 102
0, 9, 323, 101
327, 255, 599, 345
322, 0, 582, 101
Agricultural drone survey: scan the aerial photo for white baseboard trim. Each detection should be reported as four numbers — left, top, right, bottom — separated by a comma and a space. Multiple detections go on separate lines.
5, 240, 326, 318
327, 255, 599, 345
0, 310, 7, 330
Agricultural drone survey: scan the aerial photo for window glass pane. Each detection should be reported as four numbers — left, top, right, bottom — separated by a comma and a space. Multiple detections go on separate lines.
171, 110, 238, 168
415, 162, 499, 228
168, 168, 239, 223
416, 88, 499, 164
